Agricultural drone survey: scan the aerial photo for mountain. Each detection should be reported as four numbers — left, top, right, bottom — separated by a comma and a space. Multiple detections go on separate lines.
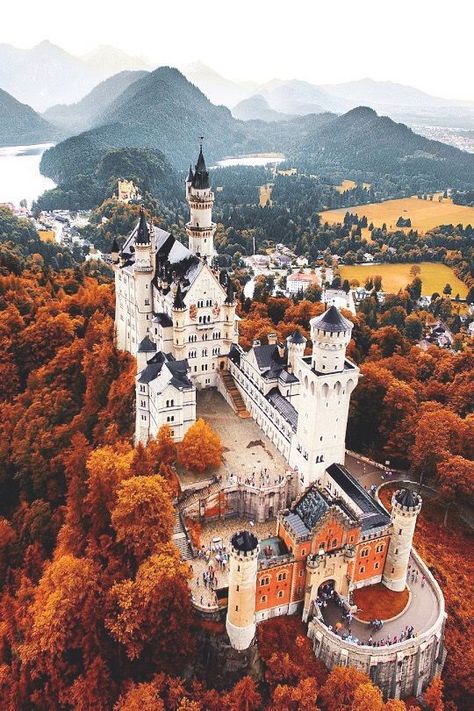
321, 78, 466, 110
92, 66, 254, 165
292, 106, 474, 186
0, 41, 100, 112
182, 62, 257, 108
259, 80, 349, 115
40, 68, 474, 208
43, 70, 148, 135
0, 88, 56, 146
232, 95, 293, 122
80, 45, 150, 77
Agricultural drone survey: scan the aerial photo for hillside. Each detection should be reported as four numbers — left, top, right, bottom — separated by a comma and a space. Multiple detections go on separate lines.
41, 67, 259, 177
232, 95, 293, 122
0, 41, 100, 112
0, 88, 56, 146
292, 107, 474, 188
94, 66, 252, 166
43, 70, 148, 135
40, 71, 474, 208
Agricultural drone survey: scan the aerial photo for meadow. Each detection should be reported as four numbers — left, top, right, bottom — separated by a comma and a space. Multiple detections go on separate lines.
340, 261, 468, 297
320, 195, 474, 233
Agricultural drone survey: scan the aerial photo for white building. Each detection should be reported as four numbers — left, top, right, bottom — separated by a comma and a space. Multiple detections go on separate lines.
324, 288, 356, 315
114, 144, 360, 496
286, 271, 320, 295
114, 145, 238, 443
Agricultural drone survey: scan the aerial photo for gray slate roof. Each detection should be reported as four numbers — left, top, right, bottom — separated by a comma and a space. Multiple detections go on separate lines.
312, 305, 353, 333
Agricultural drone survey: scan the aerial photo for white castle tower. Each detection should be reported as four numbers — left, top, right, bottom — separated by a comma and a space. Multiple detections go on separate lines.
383, 489, 422, 592
286, 330, 306, 371
186, 143, 216, 264
134, 209, 154, 345
226, 530, 259, 651
289, 306, 359, 490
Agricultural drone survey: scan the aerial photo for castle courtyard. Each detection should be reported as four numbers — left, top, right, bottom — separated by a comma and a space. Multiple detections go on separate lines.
176, 388, 290, 491
189, 516, 276, 610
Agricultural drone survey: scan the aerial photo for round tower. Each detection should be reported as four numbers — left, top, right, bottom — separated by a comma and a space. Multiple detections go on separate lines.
286, 330, 306, 371
383, 489, 422, 592
310, 305, 353, 374
172, 282, 187, 358
185, 143, 216, 264
222, 275, 237, 345
226, 530, 259, 651
134, 210, 154, 345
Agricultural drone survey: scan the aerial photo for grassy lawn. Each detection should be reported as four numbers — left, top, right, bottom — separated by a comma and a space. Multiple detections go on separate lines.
340, 261, 468, 297
320, 195, 474, 233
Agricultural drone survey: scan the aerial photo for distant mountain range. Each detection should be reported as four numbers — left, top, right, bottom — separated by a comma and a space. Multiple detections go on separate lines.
182, 63, 474, 130
0, 41, 150, 111
232, 95, 293, 122
39, 67, 474, 195
0, 88, 56, 146
43, 70, 148, 135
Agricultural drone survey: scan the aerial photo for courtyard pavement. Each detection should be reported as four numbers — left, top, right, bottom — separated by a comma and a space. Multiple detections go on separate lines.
189, 517, 276, 609
318, 553, 440, 646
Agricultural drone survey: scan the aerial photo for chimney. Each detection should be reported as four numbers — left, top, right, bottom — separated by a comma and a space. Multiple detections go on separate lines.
267, 332, 277, 345
277, 342, 285, 359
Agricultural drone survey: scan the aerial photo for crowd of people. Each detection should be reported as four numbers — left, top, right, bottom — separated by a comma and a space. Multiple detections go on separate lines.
317, 582, 419, 648
227, 468, 287, 490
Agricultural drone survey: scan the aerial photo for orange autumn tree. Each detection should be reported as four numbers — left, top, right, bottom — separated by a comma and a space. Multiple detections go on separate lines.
222, 675, 262, 711
111, 475, 175, 560
319, 667, 374, 711
424, 676, 444, 711
178, 418, 223, 473
105, 544, 193, 667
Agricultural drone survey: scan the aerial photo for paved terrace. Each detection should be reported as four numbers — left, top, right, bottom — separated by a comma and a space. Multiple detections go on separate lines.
189, 517, 277, 610
187, 388, 290, 485
318, 553, 441, 646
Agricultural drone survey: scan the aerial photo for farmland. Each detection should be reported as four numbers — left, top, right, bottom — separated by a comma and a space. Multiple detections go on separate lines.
340, 261, 468, 297
320, 195, 474, 233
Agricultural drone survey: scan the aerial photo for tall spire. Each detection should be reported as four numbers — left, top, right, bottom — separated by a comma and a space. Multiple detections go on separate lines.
173, 282, 186, 309
225, 275, 235, 304
192, 138, 210, 190
136, 208, 150, 245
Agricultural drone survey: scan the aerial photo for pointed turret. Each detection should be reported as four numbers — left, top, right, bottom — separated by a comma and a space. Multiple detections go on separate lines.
111, 236, 120, 266
136, 208, 150, 245
225, 275, 235, 304
173, 282, 186, 310
191, 143, 210, 190
186, 164, 194, 183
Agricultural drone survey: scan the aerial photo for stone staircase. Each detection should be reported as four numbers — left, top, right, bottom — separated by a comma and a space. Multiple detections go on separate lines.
220, 371, 250, 418
172, 510, 193, 560
179, 478, 222, 513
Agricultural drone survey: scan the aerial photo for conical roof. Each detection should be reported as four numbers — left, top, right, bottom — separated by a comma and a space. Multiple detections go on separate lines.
173, 282, 186, 309
395, 488, 420, 509
288, 329, 306, 345
186, 164, 194, 182
191, 143, 210, 190
312, 305, 352, 333
136, 209, 150, 245
225, 276, 235, 304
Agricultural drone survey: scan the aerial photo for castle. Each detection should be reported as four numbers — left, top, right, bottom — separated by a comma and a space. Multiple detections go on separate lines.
113, 145, 446, 699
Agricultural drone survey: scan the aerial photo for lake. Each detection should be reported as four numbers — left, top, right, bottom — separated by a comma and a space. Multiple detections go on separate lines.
0, 143, 56, 207
215, 152, 285, 168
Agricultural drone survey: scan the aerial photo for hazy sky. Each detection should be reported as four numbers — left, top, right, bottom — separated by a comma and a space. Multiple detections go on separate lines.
3, 0, 473, 100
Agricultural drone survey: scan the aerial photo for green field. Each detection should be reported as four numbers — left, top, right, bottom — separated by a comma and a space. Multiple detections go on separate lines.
340, 262, 467, 297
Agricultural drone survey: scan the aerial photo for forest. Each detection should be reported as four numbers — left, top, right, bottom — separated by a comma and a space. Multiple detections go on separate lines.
0, 207, 471, 709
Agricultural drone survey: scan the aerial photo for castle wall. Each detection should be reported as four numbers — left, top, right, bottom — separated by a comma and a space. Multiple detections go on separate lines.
228, 359, 293, 461
181, 477, 291, 524
306, 548, 446, 699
